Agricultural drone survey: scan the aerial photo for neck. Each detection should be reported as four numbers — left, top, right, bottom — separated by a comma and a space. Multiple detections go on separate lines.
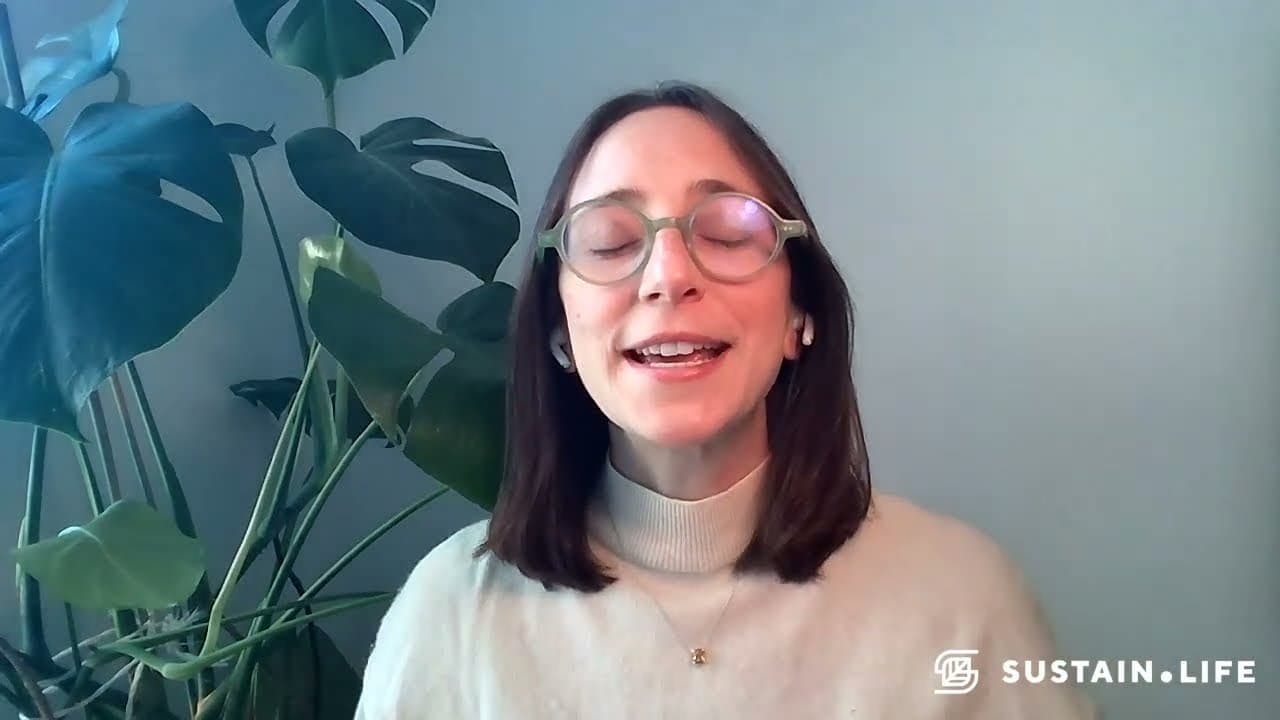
608, 410, 768, 501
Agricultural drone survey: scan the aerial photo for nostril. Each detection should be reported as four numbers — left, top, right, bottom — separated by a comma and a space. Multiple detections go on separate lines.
637, 237, 705, 300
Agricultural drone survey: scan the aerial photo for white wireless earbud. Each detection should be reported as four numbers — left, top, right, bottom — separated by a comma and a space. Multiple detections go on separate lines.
792, 312, 815, 348
549, 328, 575, 371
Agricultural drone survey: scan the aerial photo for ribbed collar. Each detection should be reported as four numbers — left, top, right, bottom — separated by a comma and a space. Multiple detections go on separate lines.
588, 453, 769, 574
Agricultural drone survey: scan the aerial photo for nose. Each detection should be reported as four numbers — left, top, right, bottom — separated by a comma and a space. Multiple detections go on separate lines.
637, 226, 703, 304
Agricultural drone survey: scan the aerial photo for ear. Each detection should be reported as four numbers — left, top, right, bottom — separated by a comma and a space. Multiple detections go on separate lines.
783, 311, 803, 360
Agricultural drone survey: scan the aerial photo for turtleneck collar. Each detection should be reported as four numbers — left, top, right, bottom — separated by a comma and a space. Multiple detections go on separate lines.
587, 453, 769, 574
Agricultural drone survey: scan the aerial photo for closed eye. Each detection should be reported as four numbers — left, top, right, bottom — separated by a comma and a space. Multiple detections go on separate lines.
697, 233, 751, 248
590, 240, 642, 258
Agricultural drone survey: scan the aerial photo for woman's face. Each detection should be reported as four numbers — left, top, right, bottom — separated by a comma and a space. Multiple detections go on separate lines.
557, 106, 801, 448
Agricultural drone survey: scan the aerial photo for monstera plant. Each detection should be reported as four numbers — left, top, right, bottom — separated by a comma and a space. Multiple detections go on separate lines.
0, 0, 516, 717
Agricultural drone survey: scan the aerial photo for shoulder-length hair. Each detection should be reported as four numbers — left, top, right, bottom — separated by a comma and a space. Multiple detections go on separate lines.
476, 80, 872, 592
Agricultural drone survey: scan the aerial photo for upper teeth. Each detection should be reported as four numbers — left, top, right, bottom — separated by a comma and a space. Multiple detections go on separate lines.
635, 341, 722, 357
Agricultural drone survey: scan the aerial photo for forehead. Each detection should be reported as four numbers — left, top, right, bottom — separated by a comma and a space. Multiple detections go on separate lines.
566, 106, 767, 209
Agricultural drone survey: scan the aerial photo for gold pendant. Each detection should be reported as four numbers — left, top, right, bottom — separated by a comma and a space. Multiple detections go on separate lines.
690, 648, 709, 666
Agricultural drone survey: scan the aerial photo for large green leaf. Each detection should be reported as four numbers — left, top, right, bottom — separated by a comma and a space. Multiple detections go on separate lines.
12, 500, 206, 610
298, 234, 382, 303
403, 355, 505, 510
229, 376, 395, 444
307, 267, 447, 442
0, 102, 243, 439
411, 282, 512, 509
233, 0, 436, 96
285, 118, 519, 282
437, 281, 516, 343
307, 268, 507, 508
215, 122, 277, 158
253, 625, 362, 720
18, 0, 128, 120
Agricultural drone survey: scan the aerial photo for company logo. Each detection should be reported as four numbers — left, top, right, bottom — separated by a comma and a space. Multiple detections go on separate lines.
934, 649, 980, 694
931, 651, 1257, 694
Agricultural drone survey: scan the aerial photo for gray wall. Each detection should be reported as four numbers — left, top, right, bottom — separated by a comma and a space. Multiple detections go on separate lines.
2, 1, 1277, 717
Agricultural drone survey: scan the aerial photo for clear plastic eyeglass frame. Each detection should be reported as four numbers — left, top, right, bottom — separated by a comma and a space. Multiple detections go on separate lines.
535, 191, 809, 285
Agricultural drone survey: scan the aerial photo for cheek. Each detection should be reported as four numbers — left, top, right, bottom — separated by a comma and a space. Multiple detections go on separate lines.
730, 281, 793, 353
559, 283, 629, 359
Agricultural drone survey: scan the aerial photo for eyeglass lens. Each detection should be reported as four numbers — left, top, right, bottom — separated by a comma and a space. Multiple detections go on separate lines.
562, 195, 780, 283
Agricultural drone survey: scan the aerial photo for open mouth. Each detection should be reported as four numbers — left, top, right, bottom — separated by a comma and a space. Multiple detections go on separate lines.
623, 341, 731, 366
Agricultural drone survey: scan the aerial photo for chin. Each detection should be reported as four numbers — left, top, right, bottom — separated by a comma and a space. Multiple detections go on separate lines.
621, 411, 731, 448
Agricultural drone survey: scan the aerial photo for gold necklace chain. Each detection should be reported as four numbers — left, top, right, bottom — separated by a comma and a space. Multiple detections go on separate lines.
604, 507, 743, 667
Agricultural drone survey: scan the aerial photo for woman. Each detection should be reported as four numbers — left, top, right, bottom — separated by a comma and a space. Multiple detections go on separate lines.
355, 81, 1097, 719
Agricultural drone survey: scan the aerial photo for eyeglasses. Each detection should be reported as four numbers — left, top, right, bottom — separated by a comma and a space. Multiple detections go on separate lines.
536, 191, 808, 285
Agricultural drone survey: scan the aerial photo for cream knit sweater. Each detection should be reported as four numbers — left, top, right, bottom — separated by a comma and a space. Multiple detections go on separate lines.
354, 457, 1097, 718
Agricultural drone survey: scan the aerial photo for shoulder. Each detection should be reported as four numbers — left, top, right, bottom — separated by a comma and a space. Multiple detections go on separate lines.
395, 518, 495, 600
848, 491, 1025, 591
842, 493, 1096, 716
380, 516, 546, 623
362, 519, 491, 649
827, 490, 1053, 629
353, 519, 497, 718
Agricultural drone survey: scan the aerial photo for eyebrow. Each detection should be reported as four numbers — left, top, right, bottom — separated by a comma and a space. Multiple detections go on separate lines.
596, 178, 744, 204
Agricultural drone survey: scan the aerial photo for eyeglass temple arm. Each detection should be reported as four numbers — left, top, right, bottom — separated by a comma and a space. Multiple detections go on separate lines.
779, 219, 808, 239
535, 228, 559, 262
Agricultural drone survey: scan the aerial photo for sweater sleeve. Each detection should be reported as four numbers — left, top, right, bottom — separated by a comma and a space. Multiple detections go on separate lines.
955, 543, 1101, 719
353, 530, 473, 719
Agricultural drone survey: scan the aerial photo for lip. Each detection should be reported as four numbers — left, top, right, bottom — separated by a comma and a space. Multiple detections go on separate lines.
620, 332, 732, 384
622, 345, 730, 383
622, 332, 732, 352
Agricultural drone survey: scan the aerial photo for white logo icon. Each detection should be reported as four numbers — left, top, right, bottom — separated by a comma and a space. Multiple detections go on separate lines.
934, 649, 980, 694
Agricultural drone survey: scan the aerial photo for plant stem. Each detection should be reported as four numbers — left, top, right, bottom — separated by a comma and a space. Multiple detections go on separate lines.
191, 680, 226, 720
199, 345, 321, 657
9, 653, 160, 720
64, 603, 81, 673
96, 593, 383, 656
123, 362, 202, 553
0, 636, 53, 720
276, 465, 314, 543
262, 397, 306, 550
88, 390, 124, 503
58, 658, 140, 718
279, 488, 446, 624
176, 635, 198, 719
266, 421, 376, 616
20, 428, 52, 666
110, 373, 157, 507
0, 683, 23, 714
0, 4, 25, 110
335, 372, 350, 449
74, 441, 106, 516
323, 82, 351, 454
246, 155, 309, 365
75, 439, 140, 641
221, 420, 374, 716
237, 469, 316, 584
50, 628, 115, 665
110, 66, 130, 102
122, 361, 215, 698
306, 360, 338, 484
228, 392, 309, 590
125, 663, 141, 719
271, 537, 307, 599
87, 393, 143, 644
129, 592, 390, 682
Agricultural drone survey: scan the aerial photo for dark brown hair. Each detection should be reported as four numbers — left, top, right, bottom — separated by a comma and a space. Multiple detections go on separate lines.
476, 80, 872, 592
